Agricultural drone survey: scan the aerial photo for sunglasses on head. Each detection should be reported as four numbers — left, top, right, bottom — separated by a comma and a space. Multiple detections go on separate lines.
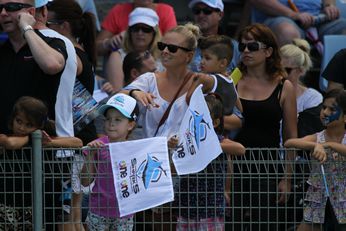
157, 42, 192, 53
135, 50, 151, 62
130, 25, 154, 33
192, 7, 216, 15
0, 2, 32, 12
238, 41, 267, 52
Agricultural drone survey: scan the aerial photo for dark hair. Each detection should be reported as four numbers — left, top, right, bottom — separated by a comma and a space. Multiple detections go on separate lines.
324, 89, 346, 114
9, 96, 56, 136
205, 93, 224, 135
237, 23, 284, 78
198, 35, 234, 65
47, 0, 97, 66
123, 51, 145, 85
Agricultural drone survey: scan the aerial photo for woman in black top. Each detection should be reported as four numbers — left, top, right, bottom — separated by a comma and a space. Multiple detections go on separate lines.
233, 24, 297, 231
47, 1, 98, 230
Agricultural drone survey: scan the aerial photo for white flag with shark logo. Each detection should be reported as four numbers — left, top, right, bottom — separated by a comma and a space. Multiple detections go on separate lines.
109, 137, 174, 217
172, 85, 223, 175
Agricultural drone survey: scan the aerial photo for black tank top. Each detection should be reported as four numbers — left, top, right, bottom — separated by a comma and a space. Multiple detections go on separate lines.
235, 79, 284, 148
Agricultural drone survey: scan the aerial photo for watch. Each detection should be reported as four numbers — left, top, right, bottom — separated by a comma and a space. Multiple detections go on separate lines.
22, 25, 33, 36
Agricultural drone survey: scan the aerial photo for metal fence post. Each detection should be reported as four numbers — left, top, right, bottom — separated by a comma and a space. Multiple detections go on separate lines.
32, 130, 43, 231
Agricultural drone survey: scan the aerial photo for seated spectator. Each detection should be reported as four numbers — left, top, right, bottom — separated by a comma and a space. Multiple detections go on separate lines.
96, 0, 177, 56
322, 48, 346, 91
281, 38, 324, 137
188, 0, 240, 74
251, 0, 346, 45
105, 7, 162, 93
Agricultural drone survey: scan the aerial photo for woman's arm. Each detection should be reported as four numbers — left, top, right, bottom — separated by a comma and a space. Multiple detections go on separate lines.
221, 138, 245, 156
284, 134, 317, 149
0, 134, 30, 150
105, 51, 124, 93
278, 79, 298, 204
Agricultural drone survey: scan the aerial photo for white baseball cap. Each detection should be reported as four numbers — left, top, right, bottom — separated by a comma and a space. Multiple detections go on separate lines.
99, 93, 138, 121
188, 0, 224, 12
128, 7, 159, 27
35, 0, 48, 8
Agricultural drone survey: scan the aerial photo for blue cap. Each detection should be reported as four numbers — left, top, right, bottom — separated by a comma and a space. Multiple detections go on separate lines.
35, 0, 48, 8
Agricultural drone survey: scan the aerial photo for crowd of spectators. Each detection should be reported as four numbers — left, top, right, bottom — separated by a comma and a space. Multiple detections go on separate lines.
1, 0, 346, 230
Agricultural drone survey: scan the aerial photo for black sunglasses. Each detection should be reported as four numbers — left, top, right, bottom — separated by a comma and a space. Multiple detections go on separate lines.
192, 7, 216, 15
157, 42, 192, 53
0, 2, 32, 12
238, 41, 267, 52
130, 25, 154, 33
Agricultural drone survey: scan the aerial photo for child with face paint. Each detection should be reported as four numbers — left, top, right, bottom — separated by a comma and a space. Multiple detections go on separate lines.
285, 89, 346, 231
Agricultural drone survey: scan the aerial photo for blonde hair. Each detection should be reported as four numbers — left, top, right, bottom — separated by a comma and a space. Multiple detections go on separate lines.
280, 38, 312, 73
123, 25, 162, 59
168, 22, 201, 50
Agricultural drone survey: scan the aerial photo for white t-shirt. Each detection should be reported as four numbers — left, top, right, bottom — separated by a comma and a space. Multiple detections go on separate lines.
125, 72, 188, 138
40, 29, 77, 137
297, 87, 323, 113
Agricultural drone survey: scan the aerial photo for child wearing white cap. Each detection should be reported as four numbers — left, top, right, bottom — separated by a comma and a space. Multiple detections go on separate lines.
82, 93, 138, 230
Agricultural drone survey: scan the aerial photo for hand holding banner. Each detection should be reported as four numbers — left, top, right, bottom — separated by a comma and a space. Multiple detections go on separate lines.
109, 137, 174, 217
172, 85, 222, 175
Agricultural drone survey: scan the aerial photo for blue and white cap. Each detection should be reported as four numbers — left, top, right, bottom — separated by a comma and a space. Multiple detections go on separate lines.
35, 0, 48, 8
188, 0, 224, 12
99, 93, 138, 121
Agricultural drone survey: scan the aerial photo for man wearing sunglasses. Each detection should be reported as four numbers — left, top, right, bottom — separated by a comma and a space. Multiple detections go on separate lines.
188, 0, 240, 75
0, 0, 68, 134
0, 0, 68, 229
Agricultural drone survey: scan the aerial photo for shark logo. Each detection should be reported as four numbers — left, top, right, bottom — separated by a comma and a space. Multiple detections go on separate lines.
114, 95, 125, 104
189, 109, 210, 148
137, 154, 167, 189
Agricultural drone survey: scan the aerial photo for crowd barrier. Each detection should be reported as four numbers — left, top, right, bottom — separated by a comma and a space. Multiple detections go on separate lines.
0, 131, 339, 230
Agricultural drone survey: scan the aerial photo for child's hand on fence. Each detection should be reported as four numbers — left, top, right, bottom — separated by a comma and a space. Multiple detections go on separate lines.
87, 140, 105, 148
312, 143, 327, 163
41, 130, 52, 145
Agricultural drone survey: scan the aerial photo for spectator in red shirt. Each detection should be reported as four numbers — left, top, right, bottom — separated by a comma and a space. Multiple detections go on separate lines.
96, 0, 177, 56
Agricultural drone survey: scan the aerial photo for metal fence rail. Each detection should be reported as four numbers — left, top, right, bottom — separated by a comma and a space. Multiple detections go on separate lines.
0, 132, 343, 230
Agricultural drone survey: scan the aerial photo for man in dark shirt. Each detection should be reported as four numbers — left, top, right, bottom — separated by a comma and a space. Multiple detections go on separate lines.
0, 0, 67, 134
0, 0, 67, 229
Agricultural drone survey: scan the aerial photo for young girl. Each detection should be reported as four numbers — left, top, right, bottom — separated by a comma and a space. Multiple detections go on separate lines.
171, 93, 245, 230
0, 96, 82, 149
82, 93, 138, 231
285, 89, 346, 231
0, 96, 82, 230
